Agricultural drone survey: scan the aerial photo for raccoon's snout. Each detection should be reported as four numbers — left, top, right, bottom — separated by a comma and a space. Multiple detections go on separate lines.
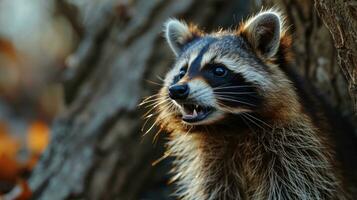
168, 84, 189, 100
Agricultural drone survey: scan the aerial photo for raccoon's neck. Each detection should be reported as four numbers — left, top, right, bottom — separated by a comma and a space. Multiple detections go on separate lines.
168, 115, 347, 200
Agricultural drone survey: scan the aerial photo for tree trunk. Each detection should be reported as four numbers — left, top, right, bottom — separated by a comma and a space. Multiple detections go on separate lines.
28, 0, 250, 199
314, 0, 357, 112
28, 0, 356, 199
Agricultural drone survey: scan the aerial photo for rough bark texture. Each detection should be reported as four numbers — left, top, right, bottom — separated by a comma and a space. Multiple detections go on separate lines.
28, 0, 356, 199
314, 0, 357, 112
28, 0, 249, 199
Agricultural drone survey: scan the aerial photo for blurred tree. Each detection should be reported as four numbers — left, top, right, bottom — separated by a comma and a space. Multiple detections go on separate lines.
28, 0, 249, 199
28, 0, 356, 199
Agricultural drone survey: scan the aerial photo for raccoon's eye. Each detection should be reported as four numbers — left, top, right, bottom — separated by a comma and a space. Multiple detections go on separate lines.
179, 67, 187, 79
212, 66, 228, 77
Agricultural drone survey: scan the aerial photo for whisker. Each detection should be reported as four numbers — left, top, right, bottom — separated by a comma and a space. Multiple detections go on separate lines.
140, 96, 168, 106
244, 112, 271, 128
213, 85, 256, 90
143, 105, 161, 118
216, 96, 256, 107
143, 115, 166, 136
156, 75, 165, 82
143, 101, 170, 118
144, 101, 175, 119
215, 102, 237, 113
189, 87, 212, 96
142, 93, 161, 99
241, 112, 265, 130
184, 126, 193, 137
145, 79, 163, 86
143, 98, 171, 108
153, 127, 164, 144
240, 114, 256, 134
140, 94, 162, 104
215, 101, 267, 131
214, 91, 256, 95
142, 115, 153, 131
142, 105, 170, 132
152, 151, 170, 166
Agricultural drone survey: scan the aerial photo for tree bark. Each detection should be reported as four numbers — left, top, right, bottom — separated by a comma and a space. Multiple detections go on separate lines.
28, 0, 356, 199
314, 0, 357, 112
28, 0, 250, 199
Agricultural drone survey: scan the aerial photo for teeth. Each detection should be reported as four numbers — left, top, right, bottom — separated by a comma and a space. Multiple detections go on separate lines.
192, 109, 198, 117
195, 105, 201, 112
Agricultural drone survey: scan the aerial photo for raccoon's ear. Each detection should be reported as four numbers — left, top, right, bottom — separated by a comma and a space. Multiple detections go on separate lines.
240, 11, 283, 59
164, 19, 201, 56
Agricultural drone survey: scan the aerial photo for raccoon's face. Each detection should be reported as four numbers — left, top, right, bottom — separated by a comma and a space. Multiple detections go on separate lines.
161, 11, 293, 126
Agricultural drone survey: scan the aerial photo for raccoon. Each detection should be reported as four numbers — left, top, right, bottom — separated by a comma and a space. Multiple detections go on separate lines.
145, 9, 351, 200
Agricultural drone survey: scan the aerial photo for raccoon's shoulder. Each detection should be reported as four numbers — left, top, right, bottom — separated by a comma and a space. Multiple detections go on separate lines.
280, 61, 357, 185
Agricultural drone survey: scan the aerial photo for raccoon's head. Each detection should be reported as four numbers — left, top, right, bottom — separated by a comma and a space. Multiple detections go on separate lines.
158, 10, 297, 127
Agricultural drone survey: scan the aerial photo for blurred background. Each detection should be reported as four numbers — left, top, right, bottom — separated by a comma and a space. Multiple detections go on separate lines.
0, 0, 68, 198
0, 0, 356, 199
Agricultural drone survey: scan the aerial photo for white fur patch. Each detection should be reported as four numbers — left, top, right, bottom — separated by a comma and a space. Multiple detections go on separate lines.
188, 79, 216, 107
188, 52, 199, 66
218, 57, 273, 89
199, 51, 216, 68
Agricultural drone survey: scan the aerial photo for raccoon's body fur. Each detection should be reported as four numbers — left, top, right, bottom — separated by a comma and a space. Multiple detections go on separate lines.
147, 9, 351, 200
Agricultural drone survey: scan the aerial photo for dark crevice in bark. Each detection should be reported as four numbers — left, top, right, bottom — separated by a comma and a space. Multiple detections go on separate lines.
63, 25, 114, 105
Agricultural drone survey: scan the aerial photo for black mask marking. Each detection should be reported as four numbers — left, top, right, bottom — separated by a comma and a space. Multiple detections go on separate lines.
202, 67, 262, 110
187, 38, 216, 78
170, 35, 262, 110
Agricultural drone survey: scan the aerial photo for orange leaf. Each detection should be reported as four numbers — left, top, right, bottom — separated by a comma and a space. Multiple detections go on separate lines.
0, 38, 18, 62
0, 154, 20, 183
0, 122, 21, 183
26, 121, 49, 155
0, 122, 20, 158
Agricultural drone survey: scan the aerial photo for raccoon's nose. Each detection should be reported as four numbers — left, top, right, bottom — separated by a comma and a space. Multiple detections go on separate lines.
168, 84, 189, 100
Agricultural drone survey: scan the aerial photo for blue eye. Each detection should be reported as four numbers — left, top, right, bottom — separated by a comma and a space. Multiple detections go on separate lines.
179, 67, 186, 79
213, 66, 227, 77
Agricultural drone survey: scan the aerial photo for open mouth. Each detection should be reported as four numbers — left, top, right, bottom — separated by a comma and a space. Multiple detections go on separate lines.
180, 103, 214, 123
